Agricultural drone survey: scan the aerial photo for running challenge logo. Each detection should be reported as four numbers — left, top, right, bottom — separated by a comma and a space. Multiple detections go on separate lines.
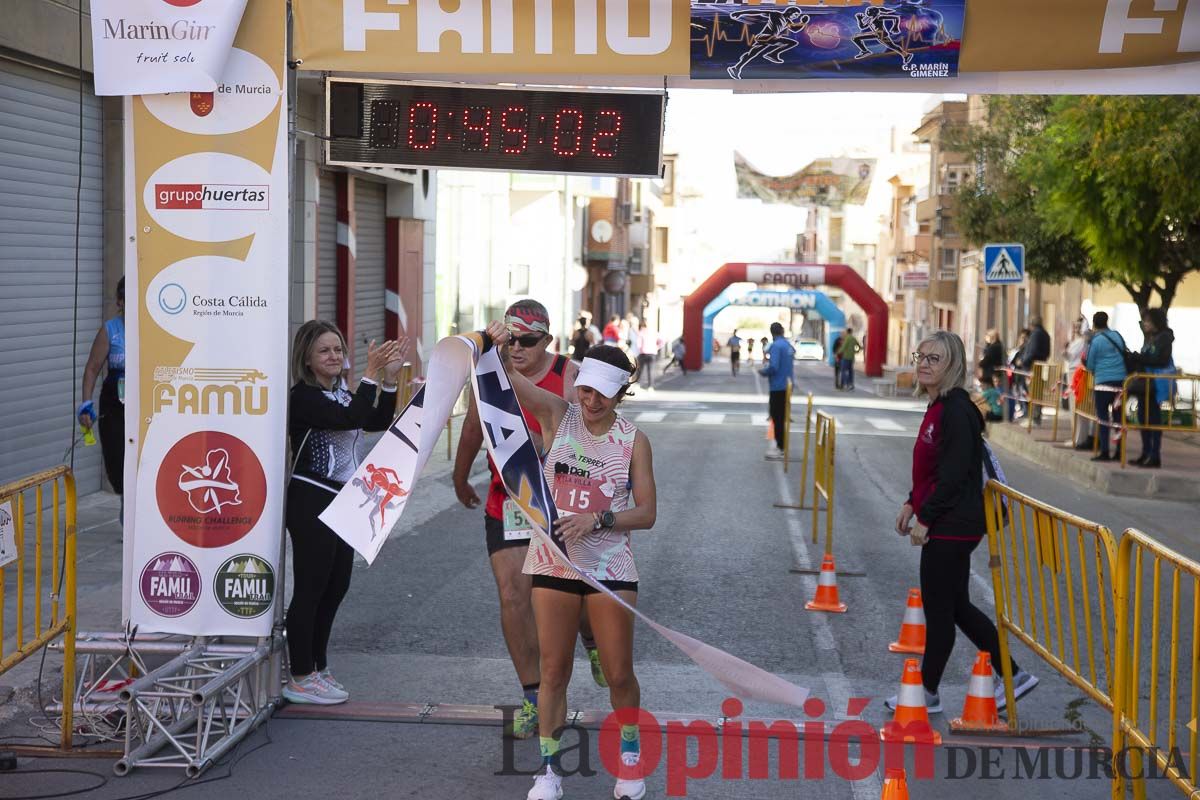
155, 183, 269, 211
350, 463, 410, 540
156, 431, 267, 548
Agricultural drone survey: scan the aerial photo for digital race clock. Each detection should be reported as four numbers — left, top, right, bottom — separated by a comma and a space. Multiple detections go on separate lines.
326, 80, 665, 178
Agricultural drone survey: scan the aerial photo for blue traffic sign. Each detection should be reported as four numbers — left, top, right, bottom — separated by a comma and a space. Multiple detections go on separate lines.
983, 243, 1025, 286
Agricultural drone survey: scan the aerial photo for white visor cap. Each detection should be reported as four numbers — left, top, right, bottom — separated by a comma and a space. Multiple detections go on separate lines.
575, 357, 630, 399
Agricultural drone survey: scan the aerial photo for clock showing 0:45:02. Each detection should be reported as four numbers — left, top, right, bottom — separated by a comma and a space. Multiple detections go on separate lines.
327, 80, 666, 178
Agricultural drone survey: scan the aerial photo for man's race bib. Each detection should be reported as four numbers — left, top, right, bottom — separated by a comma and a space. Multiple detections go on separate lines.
552, 473, 612, 517
502, 497, 533, 541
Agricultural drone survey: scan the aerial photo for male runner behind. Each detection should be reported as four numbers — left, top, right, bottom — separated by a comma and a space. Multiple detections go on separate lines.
452, 300, 606, 739
726, 329, 743, 376
852, 6, 912, 64
726, 6, 811, 79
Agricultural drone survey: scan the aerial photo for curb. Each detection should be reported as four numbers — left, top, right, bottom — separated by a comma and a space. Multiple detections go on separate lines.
986, 423, 1200, 502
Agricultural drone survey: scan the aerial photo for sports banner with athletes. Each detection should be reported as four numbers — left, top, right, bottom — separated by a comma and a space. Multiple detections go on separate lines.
691, 1, 965, 80
123, 0, 287, 635
322, 333, 810, 707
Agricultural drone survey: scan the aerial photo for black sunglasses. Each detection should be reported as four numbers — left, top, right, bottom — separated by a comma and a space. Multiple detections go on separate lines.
509, 333, 547, 348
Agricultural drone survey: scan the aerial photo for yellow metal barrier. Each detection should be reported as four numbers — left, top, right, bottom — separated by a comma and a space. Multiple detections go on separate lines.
0, 466, 77, 751
1110, 529, 1200, 800
774, 391, 814, 510
982, 480, 1119, 728
1026, 361, 1065, 439
810, 411, 836, 554
1118, 372, 1200, 468
781, 381, 793, 474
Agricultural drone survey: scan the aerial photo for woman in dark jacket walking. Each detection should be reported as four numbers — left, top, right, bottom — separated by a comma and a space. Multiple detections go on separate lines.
1132, 308, 1174, 468
888, 331, 1038, 714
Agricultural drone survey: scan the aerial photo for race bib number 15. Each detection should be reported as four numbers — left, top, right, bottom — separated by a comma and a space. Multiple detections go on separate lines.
553, 473, 610, 516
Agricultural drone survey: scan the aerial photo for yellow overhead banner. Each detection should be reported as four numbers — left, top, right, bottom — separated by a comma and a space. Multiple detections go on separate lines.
293, 0, 691, 74
293, 0, 1200, 77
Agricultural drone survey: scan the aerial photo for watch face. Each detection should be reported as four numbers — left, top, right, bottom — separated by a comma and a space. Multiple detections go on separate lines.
591, 219, 613, 244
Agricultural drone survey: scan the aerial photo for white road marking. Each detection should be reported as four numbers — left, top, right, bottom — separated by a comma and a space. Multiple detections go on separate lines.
695, 413, 726, 425
635, 412, 667, 423
751, 414, 770, 427
866, 417, 905, 432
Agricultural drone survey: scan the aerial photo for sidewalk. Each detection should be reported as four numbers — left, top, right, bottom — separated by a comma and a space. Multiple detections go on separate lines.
987, 413, 1200, 501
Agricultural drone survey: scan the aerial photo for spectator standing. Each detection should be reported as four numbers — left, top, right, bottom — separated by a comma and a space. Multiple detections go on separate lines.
1084, 312, 1127, 462
1007, 329, 1030, 419
636, 322, 660, 390
662, 337, 687, 376
760, 323, 795, 458
1063, 318, 1093, 449
570, 316, 594, 362
1018, 317, 1052, 424
831, 332, 844, 389
837, 328, 863, 391
602, 315, 621, 345
1132, 308, 1175, 468
977, 329, 1004, 385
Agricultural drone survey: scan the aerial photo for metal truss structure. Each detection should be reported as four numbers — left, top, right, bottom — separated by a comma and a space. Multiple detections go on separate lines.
56, 630, 283, 776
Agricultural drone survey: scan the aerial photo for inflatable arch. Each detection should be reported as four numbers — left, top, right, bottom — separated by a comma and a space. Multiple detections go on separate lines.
702, 289, 846, 364
683, 263, 887, 376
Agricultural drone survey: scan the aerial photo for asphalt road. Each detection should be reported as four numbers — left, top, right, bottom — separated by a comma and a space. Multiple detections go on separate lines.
3, 357, 1192, 799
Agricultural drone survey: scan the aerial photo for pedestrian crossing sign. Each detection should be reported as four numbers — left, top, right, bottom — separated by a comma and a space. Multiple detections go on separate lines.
983, 243, 1025, 285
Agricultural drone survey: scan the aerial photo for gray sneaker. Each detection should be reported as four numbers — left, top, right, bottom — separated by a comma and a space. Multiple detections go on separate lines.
994, 670, 1039, 711
282, 672, 347, 705
319, 668, 347, 694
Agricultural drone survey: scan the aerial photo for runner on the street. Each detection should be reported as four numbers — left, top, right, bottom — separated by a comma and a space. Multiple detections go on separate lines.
745, 335, 755, 366
454, 300, 606, 740
484, 322, 657, 800
727, 329, 743, 376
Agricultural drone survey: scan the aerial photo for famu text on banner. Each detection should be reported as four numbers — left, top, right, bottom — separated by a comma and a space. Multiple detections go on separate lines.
90, 0, 248, 96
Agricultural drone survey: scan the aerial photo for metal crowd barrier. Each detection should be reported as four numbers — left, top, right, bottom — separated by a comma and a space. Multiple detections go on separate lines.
0, 466, 77, 750
1027, 361, 1065, 438
1117, 372, 1199, 468
774, 390, 815, 510
1111, 529, 1200, 800
810, 411, 836, 554
982, 481, 1119, 726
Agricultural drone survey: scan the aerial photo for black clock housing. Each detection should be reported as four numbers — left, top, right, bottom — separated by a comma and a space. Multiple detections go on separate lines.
327, 80, 665, 178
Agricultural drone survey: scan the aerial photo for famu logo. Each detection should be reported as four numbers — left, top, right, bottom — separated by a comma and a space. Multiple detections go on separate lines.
155, 183, 269, 210
214, 554, 274, 619
152, 367, 268, 416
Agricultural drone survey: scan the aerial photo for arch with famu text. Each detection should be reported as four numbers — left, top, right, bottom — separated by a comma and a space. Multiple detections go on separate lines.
683, 263, 888, 376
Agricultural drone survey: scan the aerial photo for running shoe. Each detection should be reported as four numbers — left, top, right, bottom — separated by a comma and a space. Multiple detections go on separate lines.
994, 670, 1039, 711
588, 648, 608, 688
509, 698, 539, 739
282, 673, 347, 705
527, 766, 563, 800
765, 445, 785, 458
883, 688, 942, 714
318, 668, 349, 698
613, 752, 646, 800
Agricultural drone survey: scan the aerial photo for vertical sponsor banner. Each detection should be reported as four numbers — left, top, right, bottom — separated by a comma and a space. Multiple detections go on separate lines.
123, 0, 285, 634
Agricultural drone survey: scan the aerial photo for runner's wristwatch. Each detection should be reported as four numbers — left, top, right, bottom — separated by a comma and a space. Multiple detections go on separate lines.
593, 510, 616, 530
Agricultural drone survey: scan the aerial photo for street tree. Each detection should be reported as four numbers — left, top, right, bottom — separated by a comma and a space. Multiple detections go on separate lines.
953, 95, 1200, 317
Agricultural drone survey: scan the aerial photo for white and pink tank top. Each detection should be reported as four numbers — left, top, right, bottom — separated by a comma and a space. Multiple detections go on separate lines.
523, 403, 639, 583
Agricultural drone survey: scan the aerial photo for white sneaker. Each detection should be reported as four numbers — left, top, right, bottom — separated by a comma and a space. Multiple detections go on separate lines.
527, 766, 563, 800
765, 445, 784, 458
994, 670, 1039, 711
614, 752, 646, 800
317, 669, 349, 699
282, 672, 347, 705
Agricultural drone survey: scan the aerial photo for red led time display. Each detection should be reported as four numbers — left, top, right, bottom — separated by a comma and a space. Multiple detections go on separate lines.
327, 80, 664, 178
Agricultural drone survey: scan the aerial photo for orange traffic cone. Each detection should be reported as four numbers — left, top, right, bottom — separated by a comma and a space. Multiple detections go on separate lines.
805, 554, 847, 613
950, 651, 1007, 732
880, 658, 942, 745
880, 767, 909, 800
888, 589, 926, 654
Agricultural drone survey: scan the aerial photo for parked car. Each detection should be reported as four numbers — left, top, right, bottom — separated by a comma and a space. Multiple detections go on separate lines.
793, 338, 824, 361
